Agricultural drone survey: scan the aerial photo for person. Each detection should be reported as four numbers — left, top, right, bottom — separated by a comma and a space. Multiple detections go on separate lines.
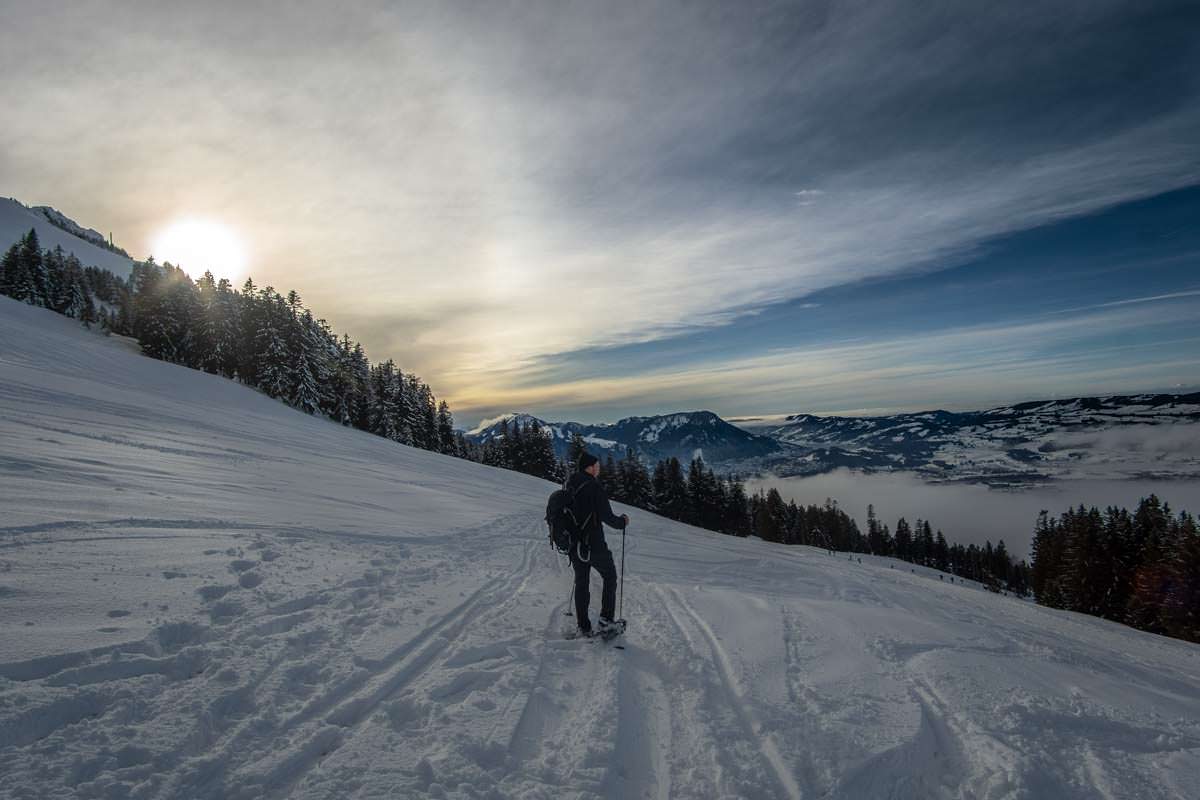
565, 452, 629, 636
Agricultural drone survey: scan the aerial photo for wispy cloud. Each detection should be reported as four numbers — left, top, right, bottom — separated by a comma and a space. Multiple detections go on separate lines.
1052, 288, 1200, 315
452, 301, 1200, 421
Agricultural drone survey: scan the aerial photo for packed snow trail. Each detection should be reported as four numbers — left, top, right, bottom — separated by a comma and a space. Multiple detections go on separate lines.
1, 296, 1199, 799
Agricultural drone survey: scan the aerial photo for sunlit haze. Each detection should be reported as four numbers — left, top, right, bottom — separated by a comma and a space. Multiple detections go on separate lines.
151, 218, 248, 281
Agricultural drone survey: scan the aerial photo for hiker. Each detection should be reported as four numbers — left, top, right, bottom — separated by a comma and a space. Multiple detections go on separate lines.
565, 452, 629, 636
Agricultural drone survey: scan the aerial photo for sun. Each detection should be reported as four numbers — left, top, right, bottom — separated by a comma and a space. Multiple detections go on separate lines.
151, 218, 248, 281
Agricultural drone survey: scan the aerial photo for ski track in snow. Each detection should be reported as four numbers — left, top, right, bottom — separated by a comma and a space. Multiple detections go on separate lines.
2, 296, 1200, 799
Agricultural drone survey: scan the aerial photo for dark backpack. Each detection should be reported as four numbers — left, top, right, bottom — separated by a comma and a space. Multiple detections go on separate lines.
545, 484, 592, 559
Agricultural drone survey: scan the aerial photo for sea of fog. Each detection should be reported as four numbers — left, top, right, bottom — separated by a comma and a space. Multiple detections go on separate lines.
745, 469, 1200, 560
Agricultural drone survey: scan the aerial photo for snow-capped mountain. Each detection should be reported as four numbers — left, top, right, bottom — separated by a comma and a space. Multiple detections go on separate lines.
466, 409, 780, 465
3, 294, 1198, 798
742, 393, 1200, 485
0, 197, 134, 278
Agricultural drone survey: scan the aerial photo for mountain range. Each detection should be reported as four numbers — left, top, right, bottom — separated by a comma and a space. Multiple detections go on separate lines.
469, 394, 1200, 485
466, 409, 781, 466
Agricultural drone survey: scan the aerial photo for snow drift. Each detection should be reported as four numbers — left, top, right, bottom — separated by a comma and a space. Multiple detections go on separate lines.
1, 296, 1198, 799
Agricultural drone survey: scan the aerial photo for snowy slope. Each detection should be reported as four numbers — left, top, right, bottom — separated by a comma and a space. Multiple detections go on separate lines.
1, 296, 1199, 800
0, 197, 134, 279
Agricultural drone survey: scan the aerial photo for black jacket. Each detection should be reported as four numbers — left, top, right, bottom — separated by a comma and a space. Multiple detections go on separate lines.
564, 470, 626, 546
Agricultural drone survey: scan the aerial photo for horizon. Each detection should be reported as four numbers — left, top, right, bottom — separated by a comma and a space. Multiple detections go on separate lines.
465, 384, 1200, 433
3, 1, 1198, 426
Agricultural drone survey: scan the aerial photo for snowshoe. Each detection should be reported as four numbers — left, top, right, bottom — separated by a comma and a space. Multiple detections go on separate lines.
564, 626, 594, 640
596, 618, 626, 641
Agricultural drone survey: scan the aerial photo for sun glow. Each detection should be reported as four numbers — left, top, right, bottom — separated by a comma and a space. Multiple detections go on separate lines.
151, 218, 248, 280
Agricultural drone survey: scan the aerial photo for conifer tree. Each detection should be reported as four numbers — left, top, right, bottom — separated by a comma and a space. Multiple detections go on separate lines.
3, 233, 37, 302
934, 530, 950, 571
19, 229, 47, 306
523, 421, 558, 480
619, 450, 654, 511
894, 518, 913, 562
567, 433, 588, 468
437, 401, 455, 454
256, 290, 292, 399
653, 457, 689, 522
1164, 511, 1200, 643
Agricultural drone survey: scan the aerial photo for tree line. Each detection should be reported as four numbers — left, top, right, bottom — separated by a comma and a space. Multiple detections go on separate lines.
0, 229, 105, 323
1030, 495, 1199, 644
2, 229, 458, 457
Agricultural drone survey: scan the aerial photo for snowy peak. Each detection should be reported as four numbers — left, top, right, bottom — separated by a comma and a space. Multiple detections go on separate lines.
0, 197, 134, 279
465, 409, 779, 466
466, 411, 545, 437
30, 204, 127, 257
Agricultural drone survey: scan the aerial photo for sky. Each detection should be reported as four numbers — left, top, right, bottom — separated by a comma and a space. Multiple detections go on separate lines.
2, 0, 1198, 428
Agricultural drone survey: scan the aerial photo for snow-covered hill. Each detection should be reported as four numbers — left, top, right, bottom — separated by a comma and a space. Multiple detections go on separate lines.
2, 296, 1198, 799
0, 197, 134, 279
737, 396, 1200, 486
467, 410, 780, 465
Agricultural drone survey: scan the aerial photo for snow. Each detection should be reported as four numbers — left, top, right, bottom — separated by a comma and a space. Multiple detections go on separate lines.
466, 411, 524, 435
0, 198, 135, 279
2, 295, 1199, 799
583, 435, 619, 449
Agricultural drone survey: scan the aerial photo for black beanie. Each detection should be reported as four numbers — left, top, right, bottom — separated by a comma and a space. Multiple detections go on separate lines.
577, 452, 599, 472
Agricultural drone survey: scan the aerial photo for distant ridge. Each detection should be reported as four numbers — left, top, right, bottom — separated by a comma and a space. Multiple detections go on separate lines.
470, 392, 1200, 484
464, 409, 780, 465
0, 197, 134, 279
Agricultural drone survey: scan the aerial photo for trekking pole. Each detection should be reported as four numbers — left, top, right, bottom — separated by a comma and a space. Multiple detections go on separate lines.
619, 521, 627, 620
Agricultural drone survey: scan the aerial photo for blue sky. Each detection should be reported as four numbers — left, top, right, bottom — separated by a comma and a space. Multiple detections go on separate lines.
1, 1, 1197, 426
517, 186, 1200, 424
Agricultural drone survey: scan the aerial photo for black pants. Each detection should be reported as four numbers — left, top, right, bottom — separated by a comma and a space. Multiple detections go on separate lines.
572, 541, 617, 627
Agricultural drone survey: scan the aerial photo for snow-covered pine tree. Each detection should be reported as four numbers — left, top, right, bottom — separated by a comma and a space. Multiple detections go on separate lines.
43, 246, 67, 313
401, 373, 426, 447
19, 229, 48, 306
349, 342, 371, 431
934, 530, 950, 571
419, 383, 438, 451
1163, 511, 1200, 643
255, 290, 292, 399
894, 518, 913, 562
194, 272, 221, 373
601, 454, 620, 499
131, 259, 177, 361
0, 240, 17, 297
234, 278, 260, 383
62, 257, 95, 324
618, 449, 653, 511
686, 456, 721, 529
527, 421, 559, 480
567, 433, 588, 467
291, 347, 323, 414
437, 401, 455, 454
3, 232, 38, 303
288, 309, 330, 415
